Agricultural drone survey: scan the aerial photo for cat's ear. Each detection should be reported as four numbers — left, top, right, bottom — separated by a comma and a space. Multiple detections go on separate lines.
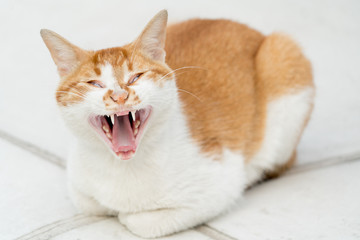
40, 29, 87, 77
136, 10, 168, 62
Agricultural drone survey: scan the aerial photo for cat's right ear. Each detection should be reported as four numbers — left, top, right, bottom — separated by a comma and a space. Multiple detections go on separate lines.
40, 29, 87, 78
135, 10, 168, 62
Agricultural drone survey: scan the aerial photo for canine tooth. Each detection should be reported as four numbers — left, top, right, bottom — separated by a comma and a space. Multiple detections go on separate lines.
102, 125, 109, 133
110, 115, 115, 124
106, 133, 112, 139
134, 128, 138, 136
135, 120, 140, 128
131, 111, 136, 120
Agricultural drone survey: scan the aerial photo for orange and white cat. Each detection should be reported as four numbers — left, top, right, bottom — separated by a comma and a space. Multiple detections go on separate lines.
41, 10, 314, 238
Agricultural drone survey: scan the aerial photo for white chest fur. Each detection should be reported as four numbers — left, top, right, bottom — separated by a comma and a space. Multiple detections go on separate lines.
67, 97, 245, 215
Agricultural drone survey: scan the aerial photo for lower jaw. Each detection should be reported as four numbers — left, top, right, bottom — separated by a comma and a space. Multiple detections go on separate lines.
116, 150, 136, 160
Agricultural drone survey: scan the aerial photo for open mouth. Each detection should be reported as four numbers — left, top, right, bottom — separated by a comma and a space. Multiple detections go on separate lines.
89, 106, 152, 160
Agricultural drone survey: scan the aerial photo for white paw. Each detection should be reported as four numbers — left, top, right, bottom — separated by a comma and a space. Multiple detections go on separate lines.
118, 210, 178, 238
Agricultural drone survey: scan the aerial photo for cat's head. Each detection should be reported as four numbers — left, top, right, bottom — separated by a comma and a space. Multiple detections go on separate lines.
41, 10, 176, 160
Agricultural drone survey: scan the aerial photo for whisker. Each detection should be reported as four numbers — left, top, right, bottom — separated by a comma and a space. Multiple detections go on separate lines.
157, 88, 203, 103
56, 91, 86, 98
55, 91, 103, 107
56, 90, 85, 95
177, 88, 202, 102
56, 91, 89, 101
67, 89, 89, 97
157, 66, 207, 82
56, 89, 94, 101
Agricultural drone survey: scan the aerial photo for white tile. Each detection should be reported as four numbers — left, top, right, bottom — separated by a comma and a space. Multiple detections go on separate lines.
0, 139, 76, 240
0, 0, 359, 165
208, 161, 360, 240
52, 218, 212, 240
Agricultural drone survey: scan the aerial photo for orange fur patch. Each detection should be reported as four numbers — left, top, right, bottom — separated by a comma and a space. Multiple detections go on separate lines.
165, 19, 313, 160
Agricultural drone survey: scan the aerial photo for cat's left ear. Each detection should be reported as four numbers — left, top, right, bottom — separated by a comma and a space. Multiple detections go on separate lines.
136, 10, 168, 62
40, 29, 88, 78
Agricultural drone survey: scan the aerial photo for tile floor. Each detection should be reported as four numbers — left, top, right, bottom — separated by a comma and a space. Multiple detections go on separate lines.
1, 0, 359, 239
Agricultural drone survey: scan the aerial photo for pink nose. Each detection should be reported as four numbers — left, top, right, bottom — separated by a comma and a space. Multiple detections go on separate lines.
110, 91, 128, 104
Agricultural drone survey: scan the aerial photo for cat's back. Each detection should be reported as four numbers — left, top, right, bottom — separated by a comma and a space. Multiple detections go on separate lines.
165, 19, 264, 65
165, 19, 264, 93
165, 19, 265, 157
165, 19, 313, 163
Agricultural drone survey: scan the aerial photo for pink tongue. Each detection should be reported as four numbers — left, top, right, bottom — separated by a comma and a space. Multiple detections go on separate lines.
112, 115, 135, 152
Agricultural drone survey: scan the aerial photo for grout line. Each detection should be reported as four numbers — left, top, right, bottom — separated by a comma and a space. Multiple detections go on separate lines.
1, 128, 360, 176
14, 214, 108, 240
0, 129, 65, 168
196, 224, 238, 240
285, 151, 360, 176
15, 215, 88, 240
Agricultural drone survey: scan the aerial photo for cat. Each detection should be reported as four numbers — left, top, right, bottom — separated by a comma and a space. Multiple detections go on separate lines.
41, 9, 314, 238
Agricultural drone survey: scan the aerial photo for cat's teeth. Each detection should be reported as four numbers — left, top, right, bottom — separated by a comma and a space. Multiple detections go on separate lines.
135, 120, 140, 128
110, 115, 115, 124
106, 132, 112, 139
102, 125, 109, 133
131, 111, 136, 121
134, 128, 138, 136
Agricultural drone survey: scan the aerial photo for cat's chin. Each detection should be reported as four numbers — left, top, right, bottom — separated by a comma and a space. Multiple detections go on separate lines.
88, 106, 152, 160
114, 149, 136, 160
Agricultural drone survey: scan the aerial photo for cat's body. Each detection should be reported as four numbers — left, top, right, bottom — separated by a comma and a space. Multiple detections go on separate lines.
41, 10, 314, 238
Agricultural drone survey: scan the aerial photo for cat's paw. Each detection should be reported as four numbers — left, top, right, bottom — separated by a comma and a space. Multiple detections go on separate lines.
118, 210, 181, 238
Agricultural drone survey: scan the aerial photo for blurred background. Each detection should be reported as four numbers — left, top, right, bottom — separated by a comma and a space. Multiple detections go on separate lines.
0, 1, 359, 239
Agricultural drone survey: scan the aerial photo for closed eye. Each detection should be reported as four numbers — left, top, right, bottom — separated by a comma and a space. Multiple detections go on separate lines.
128, 73, 143, 85
87, 80, 105, 88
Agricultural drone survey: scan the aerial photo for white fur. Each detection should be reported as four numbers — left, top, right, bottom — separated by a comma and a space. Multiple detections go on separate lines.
62, 64, 245, 238
245, 87, 315, 186
99, 63, 122, 90
61, 62, 314, 237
